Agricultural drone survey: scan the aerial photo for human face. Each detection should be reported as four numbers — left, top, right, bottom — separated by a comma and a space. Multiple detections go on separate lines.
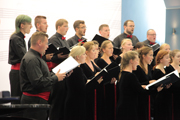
39, 18, 48, 33
59, 22, 69, 36
94, 44, 100, 59
125, 21, 135, 35
132, 55, 139, 70
103, 42, 114, 57
162, 45, 170, 53
147, 30, 156, 43
77, 23, 86, 36
160, 54, 170, 66
122, 41, 133, 52
172, 52, 180, 65
99, 26, 110, 39
40, 37, 49, 55
86, 45, 96, 60
78, 53, 87, 64
143, 50, 154, 64
22, 22, 32, 34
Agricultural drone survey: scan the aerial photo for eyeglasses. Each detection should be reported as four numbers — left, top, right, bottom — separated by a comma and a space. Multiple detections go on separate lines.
127, 25, 135, 27
78, 27, 87, 29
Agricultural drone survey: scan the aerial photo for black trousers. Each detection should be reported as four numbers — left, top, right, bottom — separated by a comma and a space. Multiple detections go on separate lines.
21, 94, 48, 120
9, 69, 22, 104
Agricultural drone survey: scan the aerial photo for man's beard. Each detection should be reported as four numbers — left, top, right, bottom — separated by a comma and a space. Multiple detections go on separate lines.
126, 30, 133, 35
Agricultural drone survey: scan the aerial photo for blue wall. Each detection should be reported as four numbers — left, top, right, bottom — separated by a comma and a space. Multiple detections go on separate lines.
166, 9, 180, 50
121, 0, 166, 44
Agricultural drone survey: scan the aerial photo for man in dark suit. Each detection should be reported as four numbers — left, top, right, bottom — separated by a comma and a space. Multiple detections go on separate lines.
99, 24, 110, 39
143, 29, 160, 51
67, 20, 87, 47
113, 20, 139, 48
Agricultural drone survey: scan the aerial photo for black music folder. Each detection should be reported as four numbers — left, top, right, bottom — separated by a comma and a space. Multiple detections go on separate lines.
89, 67, 107, 82
45, 43, 57, 54
92, 34, 121, 55
145, 70, 180, 90
46, 43, 70, 55
148, 43, 160, 56
92, 34, 108, 47
113, 47, 122, 55
54, 47, 70, 55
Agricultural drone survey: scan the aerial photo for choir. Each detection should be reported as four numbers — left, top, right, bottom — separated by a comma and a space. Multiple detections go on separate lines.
7, 15, 180, 120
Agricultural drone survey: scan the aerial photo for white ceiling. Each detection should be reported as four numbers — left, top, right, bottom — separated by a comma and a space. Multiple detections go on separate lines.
164, 0, 180, 9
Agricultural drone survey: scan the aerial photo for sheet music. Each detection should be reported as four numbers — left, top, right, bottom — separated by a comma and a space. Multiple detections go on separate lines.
52, 56, 80, 73
145, 70, 179, 90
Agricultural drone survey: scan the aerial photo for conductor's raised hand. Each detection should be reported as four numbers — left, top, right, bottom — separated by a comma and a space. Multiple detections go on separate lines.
55, 69, 66, 81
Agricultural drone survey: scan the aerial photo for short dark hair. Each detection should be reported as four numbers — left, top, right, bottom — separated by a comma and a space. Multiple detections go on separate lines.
31, 32, 48, 46
34, 16, 46, 28
73, 20, 85, 31
124, 20, 134, 26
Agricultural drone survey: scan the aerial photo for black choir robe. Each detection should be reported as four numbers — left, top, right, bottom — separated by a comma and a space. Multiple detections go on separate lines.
80, 62, 104, 120
96, 58, 120, 120
64, 67, 87, 120
117, 71, 156, 120
153, 68, 172, 120
133, 65, 153, 120
166, 65, 180, 120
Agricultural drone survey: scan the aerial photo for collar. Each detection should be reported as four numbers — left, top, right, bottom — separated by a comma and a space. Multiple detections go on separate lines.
29, 48, 42, 58
16, 32, 25, 39
75, 34, 83, 40
56, 32, 63, 39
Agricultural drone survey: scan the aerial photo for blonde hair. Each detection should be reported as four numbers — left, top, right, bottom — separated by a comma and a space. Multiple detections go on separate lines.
31, 32, 48, 46
169, 49, 180, 63
137, 46, 153, 73
69, 46, 86, 59
100, 40, 112, 53
121, 38, 132, 52
55, 19, 68, 30
83, 41, 95, 51
160, 43, 170, 50
119, 51, 138, 81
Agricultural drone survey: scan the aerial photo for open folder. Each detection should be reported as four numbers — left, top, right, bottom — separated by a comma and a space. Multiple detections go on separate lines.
89, 62, 120, 84
147, 43, 160, 56
52, 56, 80, 73
145, 70, 180, 90
45, 43, 70, 55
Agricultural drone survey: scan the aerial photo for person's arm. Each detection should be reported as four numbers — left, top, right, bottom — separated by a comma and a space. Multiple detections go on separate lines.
25, 58, 64, 89
10, 37, 26, 60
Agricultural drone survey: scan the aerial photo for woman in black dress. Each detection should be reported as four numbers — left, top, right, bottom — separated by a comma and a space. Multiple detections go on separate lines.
115, 38, 133, 64
152, 50, 171, 120
80, 41, 103, 120
64, 45, 87, 120
96, 40, 118, 120
166, 49, 180, 120
133, 46, 156, 120
116, 51, 163, 120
